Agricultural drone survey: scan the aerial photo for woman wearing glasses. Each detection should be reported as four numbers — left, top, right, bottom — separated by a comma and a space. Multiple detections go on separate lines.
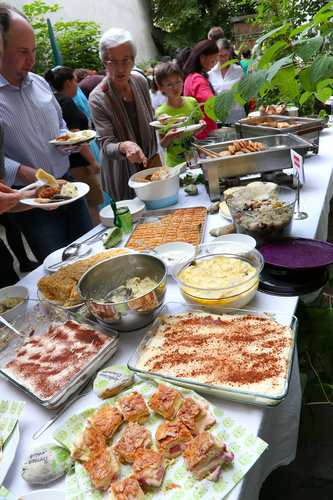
183, 39, 219, 139
154, 62, 206, 167
89, 28, 157, 201
208, 38, 246, 124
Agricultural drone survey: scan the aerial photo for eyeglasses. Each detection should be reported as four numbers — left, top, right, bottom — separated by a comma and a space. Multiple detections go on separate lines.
161, 80, 183, 90
105, 58, 133, 69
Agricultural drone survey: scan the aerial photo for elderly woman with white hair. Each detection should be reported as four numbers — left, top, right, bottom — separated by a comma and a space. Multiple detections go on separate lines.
89, 28, 158, 200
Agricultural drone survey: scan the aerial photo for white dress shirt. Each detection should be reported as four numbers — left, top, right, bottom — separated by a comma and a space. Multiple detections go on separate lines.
208, 63, 246, 123
0, 72, 70, 187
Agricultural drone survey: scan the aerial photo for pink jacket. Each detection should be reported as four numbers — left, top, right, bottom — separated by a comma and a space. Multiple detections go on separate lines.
183, 73, 217, 139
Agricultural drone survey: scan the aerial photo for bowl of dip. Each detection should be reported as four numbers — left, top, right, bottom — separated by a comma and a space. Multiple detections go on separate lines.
0, 285, 29, 323
172, 243, 264, 310
151, 242, 195, 274
226, 184, 297, 244
77, 253, 167, 331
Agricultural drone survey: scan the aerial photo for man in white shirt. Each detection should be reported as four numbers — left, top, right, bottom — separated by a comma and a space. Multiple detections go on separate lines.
0, 3, 93, 262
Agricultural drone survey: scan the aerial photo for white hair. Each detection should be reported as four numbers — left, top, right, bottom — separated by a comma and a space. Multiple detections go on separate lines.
99, 27, 137, 62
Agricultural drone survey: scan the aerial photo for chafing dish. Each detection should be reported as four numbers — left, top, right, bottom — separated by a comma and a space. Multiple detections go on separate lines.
196, 133, 315, 200
235, 115, 325, 144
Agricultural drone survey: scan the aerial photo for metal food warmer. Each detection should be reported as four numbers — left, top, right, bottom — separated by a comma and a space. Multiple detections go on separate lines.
194, 133, 317, 201
234, 115, 326, 144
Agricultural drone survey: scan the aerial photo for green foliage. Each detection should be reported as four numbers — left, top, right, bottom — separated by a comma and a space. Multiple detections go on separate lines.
150, 0, 255, 53
22, 1, 103, 75
213, 1, 333, 123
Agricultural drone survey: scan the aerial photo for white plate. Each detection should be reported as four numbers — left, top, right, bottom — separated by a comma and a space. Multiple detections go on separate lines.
20, 490, 66, 500
0, 423, 19, 486
43, 244, 93, 272
149, 122, 202, 133
219, 201, 232, 220
20, 182, 90, 208
99, 200, 146, 227
49, 130, 97, 145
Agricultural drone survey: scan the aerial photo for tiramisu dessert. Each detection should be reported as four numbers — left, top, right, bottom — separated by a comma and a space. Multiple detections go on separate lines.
183, 431, 234, 481
136, 311, 294, 398
2, 319, 113, 401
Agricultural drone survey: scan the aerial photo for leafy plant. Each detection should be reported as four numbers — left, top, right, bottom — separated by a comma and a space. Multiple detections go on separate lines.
214, 2, 333, 123
22, 1, 103, 75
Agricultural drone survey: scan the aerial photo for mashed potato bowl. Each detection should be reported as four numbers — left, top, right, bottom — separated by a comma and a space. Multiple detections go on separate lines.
128, 166, 179, 210
0, 285, 29, 322
77, 253, 167, 331
172, 243, 264, 309
226, 185, 297, 244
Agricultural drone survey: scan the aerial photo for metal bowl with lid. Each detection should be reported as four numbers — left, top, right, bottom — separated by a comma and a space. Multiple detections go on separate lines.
77, 253, 167, 331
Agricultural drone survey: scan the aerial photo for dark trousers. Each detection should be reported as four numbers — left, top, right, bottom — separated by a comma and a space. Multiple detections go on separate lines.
0, 238, 19, 287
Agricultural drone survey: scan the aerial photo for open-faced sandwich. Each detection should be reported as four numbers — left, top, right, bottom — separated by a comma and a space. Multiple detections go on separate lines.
156, 113, 188, 127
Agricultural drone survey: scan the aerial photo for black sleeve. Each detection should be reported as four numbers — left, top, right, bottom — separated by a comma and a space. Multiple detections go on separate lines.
60, 96, 88, 131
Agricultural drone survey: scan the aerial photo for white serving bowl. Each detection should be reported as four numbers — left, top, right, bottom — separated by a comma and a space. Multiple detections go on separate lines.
128, 166, 179, 210
210, 233, 257, 250
151, 242, 194, 274
0, 285, 29, 322
99, 199, 146, 227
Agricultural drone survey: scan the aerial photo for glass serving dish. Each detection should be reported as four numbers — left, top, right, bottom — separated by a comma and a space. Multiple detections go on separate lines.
128, 302, 298, 407
171, 242, 264, 310
226, 184, 297, 244
0, 301, 119, 408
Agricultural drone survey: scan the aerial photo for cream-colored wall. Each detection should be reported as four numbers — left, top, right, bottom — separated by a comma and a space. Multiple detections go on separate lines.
10, 0, 158, 63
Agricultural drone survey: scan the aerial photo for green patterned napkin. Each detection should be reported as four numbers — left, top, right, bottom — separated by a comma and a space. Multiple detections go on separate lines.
0, 399, 25, 446
53, 380, 267, 500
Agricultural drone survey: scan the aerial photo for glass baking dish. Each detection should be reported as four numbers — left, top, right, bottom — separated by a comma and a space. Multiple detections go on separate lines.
128, 302, 298, 407
0, 301, 119, 408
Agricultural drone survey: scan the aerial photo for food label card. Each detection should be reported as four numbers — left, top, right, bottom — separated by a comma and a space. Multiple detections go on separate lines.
291, 149, 305, 184
53, 380, 268, 500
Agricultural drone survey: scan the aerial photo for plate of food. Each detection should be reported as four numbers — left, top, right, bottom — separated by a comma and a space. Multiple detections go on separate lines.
43, 244, 93, 272
20, 181, 89, 208
49, 130, 97, 145
53, 379, 267, 500
150, 113, 189, 129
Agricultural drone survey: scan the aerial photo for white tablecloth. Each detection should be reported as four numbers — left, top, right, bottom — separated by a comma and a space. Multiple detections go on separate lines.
2, 127, 333, 499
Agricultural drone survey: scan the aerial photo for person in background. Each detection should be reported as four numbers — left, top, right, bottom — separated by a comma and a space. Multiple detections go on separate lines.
240, 48, 252, 74
149, 64, 167, 164
155, 62, 206, 167
183, 39, 218, 140
208, 38, 246, 124
175, 46, 192, 72
89, 27, 158, 201
74, 68, 92, 83
0, 3, 93, 262
208, 26, 224, 42
78, 70, 104, 99
44, 66, 104, 226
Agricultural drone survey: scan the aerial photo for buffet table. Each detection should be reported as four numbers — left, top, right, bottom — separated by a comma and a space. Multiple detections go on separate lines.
2, 127, 333, 499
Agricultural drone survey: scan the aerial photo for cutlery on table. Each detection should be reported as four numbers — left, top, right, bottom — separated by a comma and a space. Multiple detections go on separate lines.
0, 315, 22, 336
48, 248, 93, 269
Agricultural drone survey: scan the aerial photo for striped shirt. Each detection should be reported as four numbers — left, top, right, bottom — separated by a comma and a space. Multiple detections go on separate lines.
0, 72, 70, 187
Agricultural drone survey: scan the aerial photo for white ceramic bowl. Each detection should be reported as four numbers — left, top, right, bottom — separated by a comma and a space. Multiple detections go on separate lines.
0, 285, 29, 322
210, 233, 257, 249
128, 166, 179, 210
151, 242, 195, 274
99, 199, 146, 227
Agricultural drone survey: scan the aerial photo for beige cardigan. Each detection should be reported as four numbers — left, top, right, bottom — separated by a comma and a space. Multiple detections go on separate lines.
89, 73, 157, 201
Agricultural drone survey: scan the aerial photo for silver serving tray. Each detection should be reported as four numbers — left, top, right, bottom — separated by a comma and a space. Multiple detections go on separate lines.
235, 114, 325, 140
197, 133, 314, 201
0, 301, 119, 408
128, 302, 298, 407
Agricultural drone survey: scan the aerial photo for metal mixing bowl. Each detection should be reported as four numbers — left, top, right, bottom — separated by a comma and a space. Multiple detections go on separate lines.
77, 253, 167, 331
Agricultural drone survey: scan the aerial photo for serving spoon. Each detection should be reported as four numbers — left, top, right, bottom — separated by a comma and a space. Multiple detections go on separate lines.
136, 240, 159, 254
189, 223, 202, 266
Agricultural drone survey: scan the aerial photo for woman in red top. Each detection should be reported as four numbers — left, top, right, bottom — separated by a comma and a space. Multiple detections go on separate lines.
183, 40, 219, 139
